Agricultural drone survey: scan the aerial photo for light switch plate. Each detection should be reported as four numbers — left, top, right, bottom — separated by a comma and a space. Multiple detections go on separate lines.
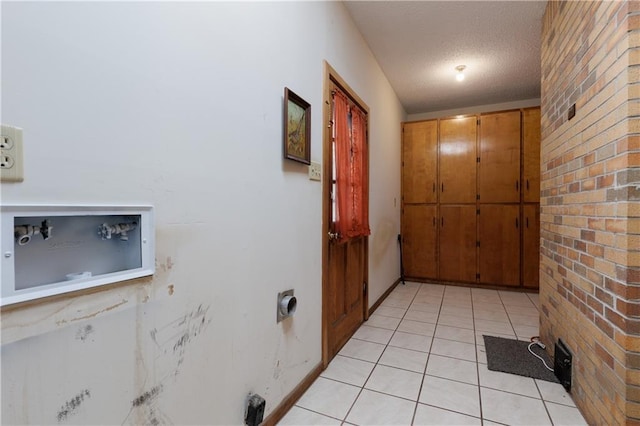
308, 162, 321, 181
0, 125, 24, 182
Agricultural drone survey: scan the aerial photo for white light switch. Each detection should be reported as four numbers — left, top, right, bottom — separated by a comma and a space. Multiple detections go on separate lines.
0, 125, 24, 182
308, 162, 321, 181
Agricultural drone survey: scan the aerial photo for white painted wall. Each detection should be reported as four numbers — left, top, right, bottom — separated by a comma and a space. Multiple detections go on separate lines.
0, 2, 405, 424
407, 98, 540, 121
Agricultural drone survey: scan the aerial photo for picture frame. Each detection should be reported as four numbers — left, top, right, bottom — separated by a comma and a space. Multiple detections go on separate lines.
284, 87, 311, 164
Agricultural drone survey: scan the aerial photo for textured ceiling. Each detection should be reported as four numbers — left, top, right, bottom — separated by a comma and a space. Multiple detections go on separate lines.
343, 1, 547, 114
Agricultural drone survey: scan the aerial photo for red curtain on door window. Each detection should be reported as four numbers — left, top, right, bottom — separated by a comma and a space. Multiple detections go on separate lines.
333, 89, 370, 242
333, 90, 352, 242
351, 107, 371, 238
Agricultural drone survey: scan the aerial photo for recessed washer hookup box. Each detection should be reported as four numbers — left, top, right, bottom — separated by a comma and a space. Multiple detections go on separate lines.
1, 205, 154, 306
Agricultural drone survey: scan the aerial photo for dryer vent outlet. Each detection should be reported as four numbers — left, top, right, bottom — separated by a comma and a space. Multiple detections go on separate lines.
554, 339, 572, 392
277, 289, 297, 323
245, 393, 265, 426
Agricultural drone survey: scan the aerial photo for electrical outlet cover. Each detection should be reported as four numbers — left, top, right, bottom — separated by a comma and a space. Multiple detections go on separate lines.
0, 125, 24, 182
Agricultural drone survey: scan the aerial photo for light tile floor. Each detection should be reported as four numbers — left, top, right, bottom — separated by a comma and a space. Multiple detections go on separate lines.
279, 282, 588, 426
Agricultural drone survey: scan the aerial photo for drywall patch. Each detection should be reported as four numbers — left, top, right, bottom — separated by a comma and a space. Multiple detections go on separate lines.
56, 389, 90, 422
75, 324, 94, 342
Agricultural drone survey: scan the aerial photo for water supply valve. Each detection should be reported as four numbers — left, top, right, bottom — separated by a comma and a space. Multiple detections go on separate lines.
98, 222, 137, 241
14, 220, 52, 246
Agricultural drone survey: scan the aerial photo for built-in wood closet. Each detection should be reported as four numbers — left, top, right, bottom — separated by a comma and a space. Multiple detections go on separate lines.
401, 107, 540, 289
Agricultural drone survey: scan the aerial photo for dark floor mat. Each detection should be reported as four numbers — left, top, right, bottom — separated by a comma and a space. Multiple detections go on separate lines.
483, 335, 559, 383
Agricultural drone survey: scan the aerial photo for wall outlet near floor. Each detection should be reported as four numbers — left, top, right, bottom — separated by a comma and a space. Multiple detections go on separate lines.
308, 161, 321, 181
0, 125, 24, 182
245, 393, 265, 426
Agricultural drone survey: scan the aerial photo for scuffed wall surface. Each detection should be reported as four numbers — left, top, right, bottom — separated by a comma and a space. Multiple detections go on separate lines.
1, 2, 405, 424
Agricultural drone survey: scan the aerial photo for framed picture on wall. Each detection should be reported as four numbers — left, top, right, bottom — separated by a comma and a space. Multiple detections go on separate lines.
284, 87, 311, 164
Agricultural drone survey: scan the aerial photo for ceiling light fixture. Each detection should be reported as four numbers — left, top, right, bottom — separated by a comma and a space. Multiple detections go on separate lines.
455, 65, 466, 82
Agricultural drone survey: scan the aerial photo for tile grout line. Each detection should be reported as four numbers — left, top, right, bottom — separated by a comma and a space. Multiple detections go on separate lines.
483, 291, 555, 426
288, 286, 583, 425
341, 282, 422, 425
410, 284, 445, 425
305, 285, 415, 425
470, 288, 486, 425
533, 376, 556, 425
522, 294, 546, 408
418, 403, 484, 424
291, 406, 345, 424
497, 290, 521, 341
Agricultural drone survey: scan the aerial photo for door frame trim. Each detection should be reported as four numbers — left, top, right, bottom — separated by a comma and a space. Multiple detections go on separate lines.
321, 61, 370, 368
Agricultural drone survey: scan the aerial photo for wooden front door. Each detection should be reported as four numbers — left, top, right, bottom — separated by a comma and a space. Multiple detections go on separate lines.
326, 237, 366, 362
322, 63, 369, 366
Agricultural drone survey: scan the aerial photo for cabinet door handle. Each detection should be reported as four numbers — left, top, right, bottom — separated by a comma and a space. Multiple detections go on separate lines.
516, 217, 519, 228
526, 217, 529, 228
516, 180, 519, 191
526, 179, 530, 190
433, 182, 436, 193
441, 217, 444, 227
441, 183, 444, 193
433, 217, 436, 226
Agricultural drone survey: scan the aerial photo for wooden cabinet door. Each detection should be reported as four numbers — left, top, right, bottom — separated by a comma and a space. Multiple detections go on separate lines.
479, 204, 520, 286
523, 204, 540, 288
523, 108, 541, 203
403, 121, 438, 203
402, 204, 437, 279
439, 117, 477, 204
479, 111, 521, 203
439, 205, 477, 282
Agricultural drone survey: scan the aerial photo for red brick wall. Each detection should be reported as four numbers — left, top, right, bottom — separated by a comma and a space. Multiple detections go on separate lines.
540, 1, 640, 424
